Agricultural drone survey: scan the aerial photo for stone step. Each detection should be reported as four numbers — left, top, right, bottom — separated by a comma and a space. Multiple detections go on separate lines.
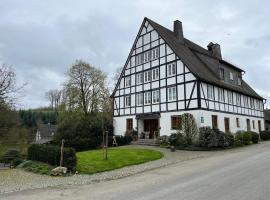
131, 139, 160, 146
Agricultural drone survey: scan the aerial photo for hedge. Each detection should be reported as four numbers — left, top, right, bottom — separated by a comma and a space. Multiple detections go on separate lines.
260, 130, 270, 141
27, 144, 76, 171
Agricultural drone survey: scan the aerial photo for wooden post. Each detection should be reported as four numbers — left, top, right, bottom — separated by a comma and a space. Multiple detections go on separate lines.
105, 131, 108, 160
60, 139, 64, 167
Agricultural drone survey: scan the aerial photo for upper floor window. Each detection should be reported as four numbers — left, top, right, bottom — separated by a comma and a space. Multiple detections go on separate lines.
125, 76, 131, 87
144, 91, 151, 104
135, 47, 159, 65
144, 70, 152, 83
168, 86, 176, 101
136, 93, 143, 106
207, 85, 214, 100
136, 73, 143, 84
229, 72, 234, 81
237, 75, 242, 86
218, 88, 225, 102
167, 62, 176, 76
125, 95, 131, 107
243, 96, 249, 107
220, 68, 225, 80
236, 94, 241, 105
152, 68, 159, 81
250, 99, 255, 109
228, 91, 233, 104
152, 90, 160, 103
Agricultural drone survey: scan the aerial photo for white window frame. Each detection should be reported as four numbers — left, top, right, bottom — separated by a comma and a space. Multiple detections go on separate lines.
152, 90, 160, 103
144, 70, 151, 83
207, 85, 214, 100
167, 62, 176, 76
228, 91, 233, 104
125, 76, 131, 87
136, 73, 143, 84
136, 93, 143, 106
218, 88, 225, 102
237, 76, 242, 86
125, 95, 131, 107
144, 91, 151, 105
229, 72, 234, 81
236, 94, 241, 105
152, 68, 159, 81
168, 86, 176, 101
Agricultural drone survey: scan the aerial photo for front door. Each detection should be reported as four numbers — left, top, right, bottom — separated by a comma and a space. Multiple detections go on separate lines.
144, 119, 159, 139
224, 118, 230, 133
258, 120, 261, 132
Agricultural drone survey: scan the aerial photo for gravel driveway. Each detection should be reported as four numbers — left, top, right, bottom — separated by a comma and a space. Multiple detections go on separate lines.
0, 145, 225, 194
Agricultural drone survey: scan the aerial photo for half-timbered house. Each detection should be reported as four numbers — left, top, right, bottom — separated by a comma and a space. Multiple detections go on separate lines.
111, 18, 265, 139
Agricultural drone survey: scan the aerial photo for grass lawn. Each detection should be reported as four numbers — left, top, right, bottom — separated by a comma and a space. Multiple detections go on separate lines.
76, 148, 163, 174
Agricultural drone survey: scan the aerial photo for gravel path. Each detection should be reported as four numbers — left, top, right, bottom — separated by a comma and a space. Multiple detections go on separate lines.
0, 145, 221, 195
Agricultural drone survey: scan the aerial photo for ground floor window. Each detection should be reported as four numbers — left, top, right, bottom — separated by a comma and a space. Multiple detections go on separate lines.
212, 115, 218, 129
247, 119, 251, 131
252, 120, 255, 129
224, 118, 230, 133
171, 115, 181, 130
258, 120, 262, 132
126, 118, 133, 132
236, 118, 240, 128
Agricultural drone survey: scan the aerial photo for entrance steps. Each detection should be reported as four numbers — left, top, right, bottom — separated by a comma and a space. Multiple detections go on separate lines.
131, 139, 160, 146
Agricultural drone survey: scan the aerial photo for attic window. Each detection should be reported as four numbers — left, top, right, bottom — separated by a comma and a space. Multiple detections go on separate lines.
219, 68, 225, 80
237, 75, 242, 86
229, 72, 234, 81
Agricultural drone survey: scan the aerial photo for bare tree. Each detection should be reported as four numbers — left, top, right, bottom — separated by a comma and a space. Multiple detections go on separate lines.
45, 89, 62, 112
64, 60, 107, 116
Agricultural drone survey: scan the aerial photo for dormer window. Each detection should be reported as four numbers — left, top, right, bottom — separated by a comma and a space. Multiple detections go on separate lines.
237, 75, 242, 86
229, 72, 234, 81
219, 68, 225, 80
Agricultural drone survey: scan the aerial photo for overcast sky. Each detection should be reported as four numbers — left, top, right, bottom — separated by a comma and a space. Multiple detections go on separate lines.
0, 0, 270, 109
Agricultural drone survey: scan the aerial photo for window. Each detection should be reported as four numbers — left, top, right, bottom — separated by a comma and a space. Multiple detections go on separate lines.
218, 88, 224, 102
236, 118, 240, 128
237, 75, 242, 86
144, 70, 151, 82
236, 94, 241, 105
224, 118, 230, 133
125, 76, 131, 87
229, 72, 234, 80
243, 96, 249, 107
136, 73, 143, 84
258, 120, 262, 132
220, 68, 225, 80
135, 47, 159, 65
144, 91, 151, 104
125, 95, 131, 107
152, 68, 159, 81
152, 90, 160, 103
250, 99, 255, 109
228, 91, 233, 104
167, 62, 176, 76
168, 86, 176, 101
207, 85, 214, 100
136, 93, 143, 106
126, 119, 133, 132
212, 115, 218, 129
252, 120, 255, 129
247, 119, 251, 131
171, 115, 182, 130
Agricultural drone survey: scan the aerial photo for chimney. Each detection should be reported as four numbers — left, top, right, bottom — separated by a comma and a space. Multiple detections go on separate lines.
207, 42, 222, 59
174, 20, 184, 44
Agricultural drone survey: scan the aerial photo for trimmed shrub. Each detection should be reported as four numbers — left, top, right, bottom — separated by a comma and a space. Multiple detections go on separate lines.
169, 133, 184, 147
250, 131, 259, 144
198, 127, 234, 148
260, 130, 270, 141
27, 144, 76, 171
243, 131, 252, 145
235, 131, 252, 146
108, 135, 132, 146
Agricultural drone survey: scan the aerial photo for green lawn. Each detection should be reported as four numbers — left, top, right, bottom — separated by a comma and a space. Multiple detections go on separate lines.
76, 148, 163, 174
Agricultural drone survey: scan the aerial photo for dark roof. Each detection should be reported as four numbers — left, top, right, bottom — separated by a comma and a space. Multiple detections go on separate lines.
146, 18, 263, 99
111, 18, 263, 100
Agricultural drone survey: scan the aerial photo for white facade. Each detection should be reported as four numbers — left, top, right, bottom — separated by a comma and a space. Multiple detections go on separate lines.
112, 18, 265, 138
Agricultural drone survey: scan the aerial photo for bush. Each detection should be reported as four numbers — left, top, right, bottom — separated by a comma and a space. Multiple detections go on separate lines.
2, 149, 21, 164
27, 144, 76, 171
250, 131, 259, 144
108, 135, 132, 146
198, 127, 234, 148
260, 130, 270, 141
235, 131, 253, 146
169, 133, 184, 146
243, 131, 252, 145
18, 160, 53, 175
